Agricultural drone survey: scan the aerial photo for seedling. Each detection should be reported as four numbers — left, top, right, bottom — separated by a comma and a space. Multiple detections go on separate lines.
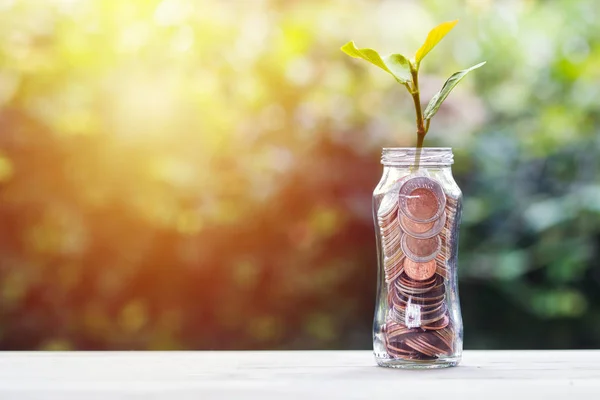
341, 20, 485, 167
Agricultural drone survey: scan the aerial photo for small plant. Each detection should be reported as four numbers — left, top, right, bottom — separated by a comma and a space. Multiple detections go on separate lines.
341, 20, 485, 166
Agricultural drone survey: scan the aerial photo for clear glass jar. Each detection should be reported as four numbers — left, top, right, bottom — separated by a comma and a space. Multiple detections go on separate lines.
372, 148, 463, 369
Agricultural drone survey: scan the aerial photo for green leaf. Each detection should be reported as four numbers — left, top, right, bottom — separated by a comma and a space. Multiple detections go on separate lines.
382, 54, 412, 83
423, 61, 486, 120
415, 20, 458, 66
341, 41, 412, 84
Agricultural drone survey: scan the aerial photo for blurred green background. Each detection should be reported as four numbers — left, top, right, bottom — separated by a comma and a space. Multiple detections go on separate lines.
0, 0, 599, 350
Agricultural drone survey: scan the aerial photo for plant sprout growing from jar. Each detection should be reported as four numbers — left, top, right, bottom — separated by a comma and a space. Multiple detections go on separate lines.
341, 20, 486, 167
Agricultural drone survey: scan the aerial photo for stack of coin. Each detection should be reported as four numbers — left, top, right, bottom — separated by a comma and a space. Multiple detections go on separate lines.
389, 274, 447, 327
376, 175, 460, 361
384, 321, 454, 360
377, 181, 404, 284
436, 194, 459, 280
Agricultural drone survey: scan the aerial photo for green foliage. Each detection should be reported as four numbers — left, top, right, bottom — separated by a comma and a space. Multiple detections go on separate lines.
415, 19, 458, 65
340, 41, 412, 84
341, 19, 484, 149
423, 62, 487, 120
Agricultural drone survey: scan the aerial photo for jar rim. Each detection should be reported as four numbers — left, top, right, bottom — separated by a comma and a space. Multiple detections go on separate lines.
381, 147, 454, 166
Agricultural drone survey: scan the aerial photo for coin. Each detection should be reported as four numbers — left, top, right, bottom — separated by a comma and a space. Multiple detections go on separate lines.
398, 272, 436, 286
402, 234, 441, 262
434, 325, 454, 350
407, 337, 440, 357
379, 215, 399, 234
384, 254, 404, 283
386, 342, 417, 359
400, 215, 433, 234
404, 258, 437, 281
422, 314, 450, 330
383, 232, 402, 258
398, 177, 446, 223
393, 303, 446, 321
394, 293, 445, 309
396, 280, 436, 295
400, 211, 446, 239
414, 334, 449, 356
405, 338, 432, 356
396, 272, 442, 289
384, 319, 454, 359
397, 291, 445, 306
384, 246, 404, 264
435, 262, 449, 280
385, 328, 420, 359
408, 188, 438, 220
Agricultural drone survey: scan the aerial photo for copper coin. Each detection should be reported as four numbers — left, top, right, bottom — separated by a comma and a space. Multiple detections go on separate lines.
398, 177, 446, 223
415, 334, 449, 356
396, 282, 435, 295
382, 227, 400, 245
422, 314, 450, 331
402, 234, 441, 262
408, 188, 438, 220
385, 259, 404, 283
383, 236, 402, 258
385, 247, 404, 266
414, 312, 446, 326
394, 303, 445, 320
404, 258, 437, 281
386, 344, 416, 358
400, 215, 433, 234
395, 293, 445, 309
384, 250, 404, 273
397, 273, 436, 289
409, 337, 439, 357
386, 341, 419, 359
395, 303, 444, 319
379, 219, 399, 237
436, 265, 449, 280
434, 326, 454, 350
396, 273, 443, 292
404, 338, 429, 356
400, 212, 447, 239
379, 213, 399, 228
397, 292, 445, 306
392, 293, 444, 312
405, 334, 445, 358
397, 285, 445, 301
405, 235, 440, 257
385, 322, 420, 340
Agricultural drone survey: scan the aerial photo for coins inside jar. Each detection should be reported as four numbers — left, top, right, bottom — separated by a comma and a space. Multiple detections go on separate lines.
404, 258, 437, 281
381, 175, 459, 362
384, 251, 405, 283
399, 212, 446, 239
401, 234, 441, 262
384, 321, 454, 360
398, 177, 446, 224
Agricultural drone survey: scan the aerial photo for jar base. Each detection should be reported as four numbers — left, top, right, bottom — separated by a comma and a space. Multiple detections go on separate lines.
375, 355, 460, 369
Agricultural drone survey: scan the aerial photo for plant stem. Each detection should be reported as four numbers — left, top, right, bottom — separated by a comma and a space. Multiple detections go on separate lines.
410, 67, 426, 170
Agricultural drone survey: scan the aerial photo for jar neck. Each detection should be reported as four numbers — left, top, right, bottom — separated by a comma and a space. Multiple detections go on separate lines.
381, 148, 454, 168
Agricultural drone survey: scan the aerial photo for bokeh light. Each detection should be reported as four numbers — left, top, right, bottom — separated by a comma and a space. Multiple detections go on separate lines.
1, 0, 599, 350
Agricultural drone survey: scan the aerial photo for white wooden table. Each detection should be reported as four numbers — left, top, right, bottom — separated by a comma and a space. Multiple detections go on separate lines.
1, 350, 599, 399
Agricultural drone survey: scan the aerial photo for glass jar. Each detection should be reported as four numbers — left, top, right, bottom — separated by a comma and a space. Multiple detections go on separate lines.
372, 148, 463, 369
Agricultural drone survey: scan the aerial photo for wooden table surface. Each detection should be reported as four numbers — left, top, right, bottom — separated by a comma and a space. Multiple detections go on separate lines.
1, 350, 599, 399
